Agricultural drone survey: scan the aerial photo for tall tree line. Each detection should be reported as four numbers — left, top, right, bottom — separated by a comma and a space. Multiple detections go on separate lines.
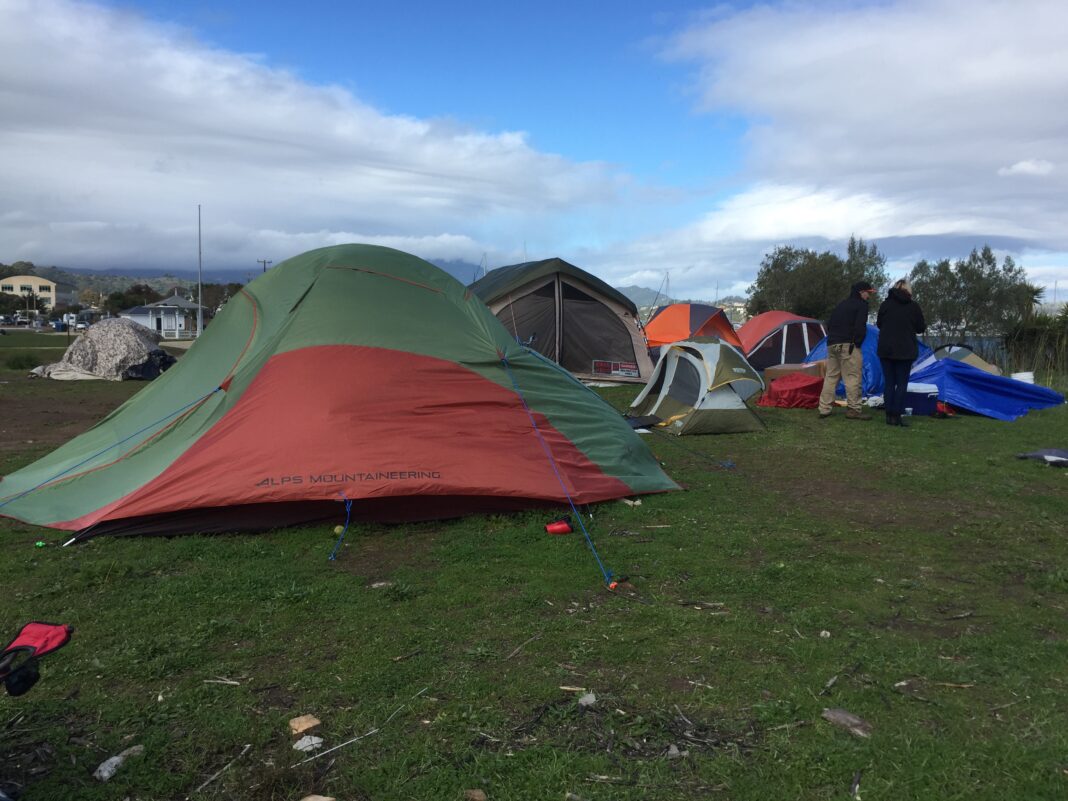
746, 240, 1043, 336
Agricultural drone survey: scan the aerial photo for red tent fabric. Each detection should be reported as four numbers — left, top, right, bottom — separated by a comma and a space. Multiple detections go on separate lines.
756, 372, 823, 409
738, 311, 826, 371
644, 303, 741, 348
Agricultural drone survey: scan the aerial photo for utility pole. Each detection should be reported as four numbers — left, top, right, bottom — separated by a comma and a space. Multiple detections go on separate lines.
258, 259, 272, 274
197, 204, 204, 339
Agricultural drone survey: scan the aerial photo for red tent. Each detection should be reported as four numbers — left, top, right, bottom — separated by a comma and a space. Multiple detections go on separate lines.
738, 311, 825, 371
644, 303, 741, 349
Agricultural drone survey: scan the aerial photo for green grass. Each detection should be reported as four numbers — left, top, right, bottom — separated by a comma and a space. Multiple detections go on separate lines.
1, 373, 1066, 800
0, 330, 70, 370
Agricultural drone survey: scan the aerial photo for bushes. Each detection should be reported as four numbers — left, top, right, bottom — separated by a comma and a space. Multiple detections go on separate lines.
1006, 309, 1068, 387
5, 352, 43, 370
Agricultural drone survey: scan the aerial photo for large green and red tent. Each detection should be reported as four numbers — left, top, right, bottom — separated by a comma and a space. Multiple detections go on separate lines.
0, 245, 676, 538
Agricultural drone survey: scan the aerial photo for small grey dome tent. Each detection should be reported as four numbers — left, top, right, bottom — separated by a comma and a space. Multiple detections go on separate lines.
629, 338, 765, 434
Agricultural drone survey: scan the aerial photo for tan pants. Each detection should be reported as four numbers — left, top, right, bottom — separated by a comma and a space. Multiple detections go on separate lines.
819, 343, 863, 413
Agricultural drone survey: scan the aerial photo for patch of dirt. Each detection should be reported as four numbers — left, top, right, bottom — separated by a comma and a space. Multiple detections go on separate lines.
250, 683, 298, 712
333, 528, 442, 584
872, 607, 989, 640
0, 383, 140, 456
739, 463, 928, 532
491, 693, 762, 770
0, 734, 57, 799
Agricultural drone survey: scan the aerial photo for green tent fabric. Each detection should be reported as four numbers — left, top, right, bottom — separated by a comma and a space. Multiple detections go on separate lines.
470, 258, 653, 383
0, 245, 676, 538
629, 338, 765, 435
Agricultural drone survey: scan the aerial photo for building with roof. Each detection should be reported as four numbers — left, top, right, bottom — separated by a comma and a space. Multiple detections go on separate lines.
119, 292, 203, 338
0, 274, 76, 315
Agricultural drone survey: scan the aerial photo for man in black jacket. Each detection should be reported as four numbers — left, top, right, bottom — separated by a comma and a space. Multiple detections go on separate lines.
877, 279, 926, 426
818, 281, 876, 420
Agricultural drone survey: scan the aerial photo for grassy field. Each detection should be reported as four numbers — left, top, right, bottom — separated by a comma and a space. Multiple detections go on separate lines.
1, 347, 1066, 800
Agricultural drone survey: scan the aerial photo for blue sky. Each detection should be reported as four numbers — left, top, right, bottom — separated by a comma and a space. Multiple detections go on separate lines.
2, 0, 1067, 302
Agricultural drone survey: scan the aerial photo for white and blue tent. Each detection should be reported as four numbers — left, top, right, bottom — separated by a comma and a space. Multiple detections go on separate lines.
908, 359, 1063, 421
807, 325, 1063, 420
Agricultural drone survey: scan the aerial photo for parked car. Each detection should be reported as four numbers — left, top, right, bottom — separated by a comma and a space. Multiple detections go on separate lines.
75, 321, 89, 331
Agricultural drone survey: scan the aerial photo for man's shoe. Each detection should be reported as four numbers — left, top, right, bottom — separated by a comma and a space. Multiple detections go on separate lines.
896, 414, 910, 427
885, 413, 896, 425
845, 410, 872, 420
818, 411, 833, 419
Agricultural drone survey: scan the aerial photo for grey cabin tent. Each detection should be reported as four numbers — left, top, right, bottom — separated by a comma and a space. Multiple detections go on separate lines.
469, 258, 653, 383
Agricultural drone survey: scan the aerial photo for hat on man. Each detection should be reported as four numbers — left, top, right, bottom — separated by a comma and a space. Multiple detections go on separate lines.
852, 280, 875, 294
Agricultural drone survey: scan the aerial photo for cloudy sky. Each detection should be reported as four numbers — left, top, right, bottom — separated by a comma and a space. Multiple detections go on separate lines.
2, 0, 1067, 301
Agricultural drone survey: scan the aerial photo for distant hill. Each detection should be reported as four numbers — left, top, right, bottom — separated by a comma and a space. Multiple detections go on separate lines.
616, 285, 675, 307
9, 261, 688, 317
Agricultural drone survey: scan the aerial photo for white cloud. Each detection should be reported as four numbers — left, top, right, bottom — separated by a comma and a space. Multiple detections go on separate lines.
998, 160, 1055, 177
642, 0, 1068, 296
4, 0, 1068, 301
0, 0, 622, 271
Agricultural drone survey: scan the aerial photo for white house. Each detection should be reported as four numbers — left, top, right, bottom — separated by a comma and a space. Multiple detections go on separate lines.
120, 293, 203, 338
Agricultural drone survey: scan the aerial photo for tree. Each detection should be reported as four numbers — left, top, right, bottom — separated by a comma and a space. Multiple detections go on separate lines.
198, 282, 245, 314
78, 288, 101, 308
0, 261, 36, 280
0, 292, 24, 316
909, 246, 1042, 337
102, 284, 164, 316
746, 237, 888, 320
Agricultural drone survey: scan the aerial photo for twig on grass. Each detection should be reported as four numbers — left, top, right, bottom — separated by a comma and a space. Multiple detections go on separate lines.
945, 611, 975, 620
677, 600, 726, 609
504, 634, 541, 661
392, 649, 422, 662
674, 704, 695, 729
767, 720, 808, 732
290, 687, 428, 768
989, 698, 1026, 713
202, 677, 240, 686
189, 743, 251, 796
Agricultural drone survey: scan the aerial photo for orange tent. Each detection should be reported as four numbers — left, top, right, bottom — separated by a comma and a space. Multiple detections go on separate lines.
643, 303, 741, 349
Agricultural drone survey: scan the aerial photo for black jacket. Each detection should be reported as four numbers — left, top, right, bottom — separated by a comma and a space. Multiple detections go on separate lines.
876, 289, 926, 360
825, 291, 870, 347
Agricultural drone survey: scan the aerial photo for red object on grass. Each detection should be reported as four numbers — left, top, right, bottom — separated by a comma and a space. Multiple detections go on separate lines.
756, 372, 824, 409
2, 622, 72, 660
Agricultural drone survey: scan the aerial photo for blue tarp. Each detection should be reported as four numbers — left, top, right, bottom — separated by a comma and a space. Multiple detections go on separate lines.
805, 324, 932, 397
908, 359, 1064, 421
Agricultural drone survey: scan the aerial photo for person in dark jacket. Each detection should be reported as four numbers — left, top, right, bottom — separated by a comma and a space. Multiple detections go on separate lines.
818, 281, 876, 420
876, 279, 926, 426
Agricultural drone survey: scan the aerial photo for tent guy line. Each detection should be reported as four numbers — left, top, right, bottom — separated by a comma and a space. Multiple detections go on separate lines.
0, 384, 225, 511
499, 351, 615, 588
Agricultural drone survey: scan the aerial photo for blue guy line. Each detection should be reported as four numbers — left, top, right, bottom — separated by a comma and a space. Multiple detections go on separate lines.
498, 353, 614, 586
0, 386, 224, 512
329, 495, 354, 561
